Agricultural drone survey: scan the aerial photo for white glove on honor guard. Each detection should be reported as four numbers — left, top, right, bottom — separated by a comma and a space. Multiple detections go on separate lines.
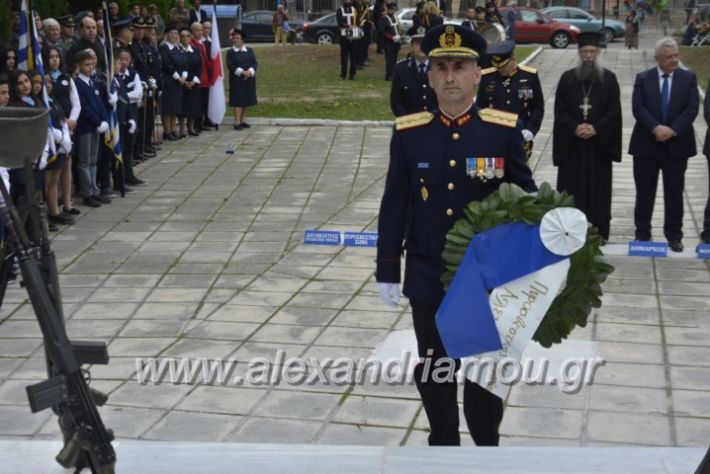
522, 129, 534, 142
97, 121, 109, 133
377, 282, 400, 308
128, 119, 137, 134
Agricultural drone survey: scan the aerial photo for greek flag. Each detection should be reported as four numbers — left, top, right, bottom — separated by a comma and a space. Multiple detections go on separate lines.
17, 0, 57, 169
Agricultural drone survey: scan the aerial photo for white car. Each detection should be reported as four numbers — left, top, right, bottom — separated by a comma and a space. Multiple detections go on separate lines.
396, 7, 461, 32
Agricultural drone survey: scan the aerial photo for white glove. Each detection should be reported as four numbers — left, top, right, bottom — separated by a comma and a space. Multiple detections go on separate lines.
377, 282, 400, 308
148, 78, 157, 87
51, 128, 63, 143
128, 119, 137, 134
109, 91, 118, 106
61, 134, 73, 154
522, 129, 534, 142
392, 35, 401, 43
97, 121, 109, 133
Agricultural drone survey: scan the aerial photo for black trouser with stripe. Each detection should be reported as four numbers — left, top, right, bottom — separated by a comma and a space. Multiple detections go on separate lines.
411, 302, 504, 446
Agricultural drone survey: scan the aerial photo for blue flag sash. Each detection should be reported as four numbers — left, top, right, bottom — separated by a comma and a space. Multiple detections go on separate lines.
436, 222, 567, 359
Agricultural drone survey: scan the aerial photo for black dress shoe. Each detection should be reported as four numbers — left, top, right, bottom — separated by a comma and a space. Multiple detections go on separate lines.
241, 123, 251, 129
82, 196, 101, 208
49, 222, 59, 232
701, 232, 710, 244
63, 207, 81, 215
178, 132, 187, 139
48, 212, 75, 224
170, 132, 180, 140
95, 194, 112, 204
635, 234, 651, 242
188, 130, 200, 136
234, 123, 243, 131
126, 176, 146, 185
668, 240, 683, 252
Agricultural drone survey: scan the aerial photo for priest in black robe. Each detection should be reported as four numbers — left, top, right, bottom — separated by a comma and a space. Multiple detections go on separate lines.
553, 32, 622, 241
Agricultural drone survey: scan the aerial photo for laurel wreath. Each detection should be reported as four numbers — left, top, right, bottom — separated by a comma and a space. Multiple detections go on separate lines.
441, 182, 615, 348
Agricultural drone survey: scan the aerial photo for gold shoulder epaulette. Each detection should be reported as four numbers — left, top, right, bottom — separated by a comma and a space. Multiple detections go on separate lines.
478, 108, 518, 128
518, 64, 537, 74
395, 111, 434, 131
481, 67, 497, 75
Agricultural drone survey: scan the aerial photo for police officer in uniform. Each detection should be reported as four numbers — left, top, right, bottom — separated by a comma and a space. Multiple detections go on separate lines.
476, 40, 544, 163
390, 26, 437, 117
376, 25, 536, 446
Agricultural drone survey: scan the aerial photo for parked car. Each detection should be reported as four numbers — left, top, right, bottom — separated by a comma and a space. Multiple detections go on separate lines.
302, 13, 341, 44
541, 7, 625, 43
500, 7, 580, 48
396, 7, 417, 31
396, 7, 462, 31
232, 10, 303, 42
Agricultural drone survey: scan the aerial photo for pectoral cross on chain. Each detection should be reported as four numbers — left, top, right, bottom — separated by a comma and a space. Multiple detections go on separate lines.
580, 97, 592, 121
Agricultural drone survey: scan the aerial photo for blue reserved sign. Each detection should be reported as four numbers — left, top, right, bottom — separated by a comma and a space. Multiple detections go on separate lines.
628, 240, 667, 257
304, 230, 341, 245
697, 243, 710, 259
343, 232, 378, 247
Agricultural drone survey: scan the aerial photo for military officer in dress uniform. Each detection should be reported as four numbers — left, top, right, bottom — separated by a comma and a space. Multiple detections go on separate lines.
376, 24, 536, 447
476, 40, 544, 163
390, 26, 437, 117
136, 17, 161, 158
112, 17, 133, 50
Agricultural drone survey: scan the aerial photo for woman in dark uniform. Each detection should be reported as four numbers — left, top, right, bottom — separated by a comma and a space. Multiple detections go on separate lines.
159, 25, 187, 140
177, 27, 202, 136
226, 29, 257, 131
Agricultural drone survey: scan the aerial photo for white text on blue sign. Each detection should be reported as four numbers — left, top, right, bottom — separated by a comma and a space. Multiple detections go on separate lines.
304, 230, 341, 246
343, 232, 378, 247
628, 241, 667, 257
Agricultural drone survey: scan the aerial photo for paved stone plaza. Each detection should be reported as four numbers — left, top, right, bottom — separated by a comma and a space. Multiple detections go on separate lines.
0, 38, 708, 453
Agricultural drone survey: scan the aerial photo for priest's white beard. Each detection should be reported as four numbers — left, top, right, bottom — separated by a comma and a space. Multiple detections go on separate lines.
574, 54, 605, 83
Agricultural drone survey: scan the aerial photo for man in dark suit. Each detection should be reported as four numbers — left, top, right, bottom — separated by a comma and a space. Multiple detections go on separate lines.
189, 0, 209, 25
376, 24, 535, 447
628, 37, 699, 252
389, 26, 437, 116
702, 79, 710, 243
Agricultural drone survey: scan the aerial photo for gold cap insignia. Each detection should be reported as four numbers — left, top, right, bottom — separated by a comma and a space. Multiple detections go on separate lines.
439, 25, 461, 49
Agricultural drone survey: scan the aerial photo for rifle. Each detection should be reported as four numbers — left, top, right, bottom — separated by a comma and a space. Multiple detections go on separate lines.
0, 108, 116, 473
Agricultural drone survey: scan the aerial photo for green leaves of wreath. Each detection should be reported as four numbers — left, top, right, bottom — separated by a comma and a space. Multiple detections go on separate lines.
441, 182, 615, 348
